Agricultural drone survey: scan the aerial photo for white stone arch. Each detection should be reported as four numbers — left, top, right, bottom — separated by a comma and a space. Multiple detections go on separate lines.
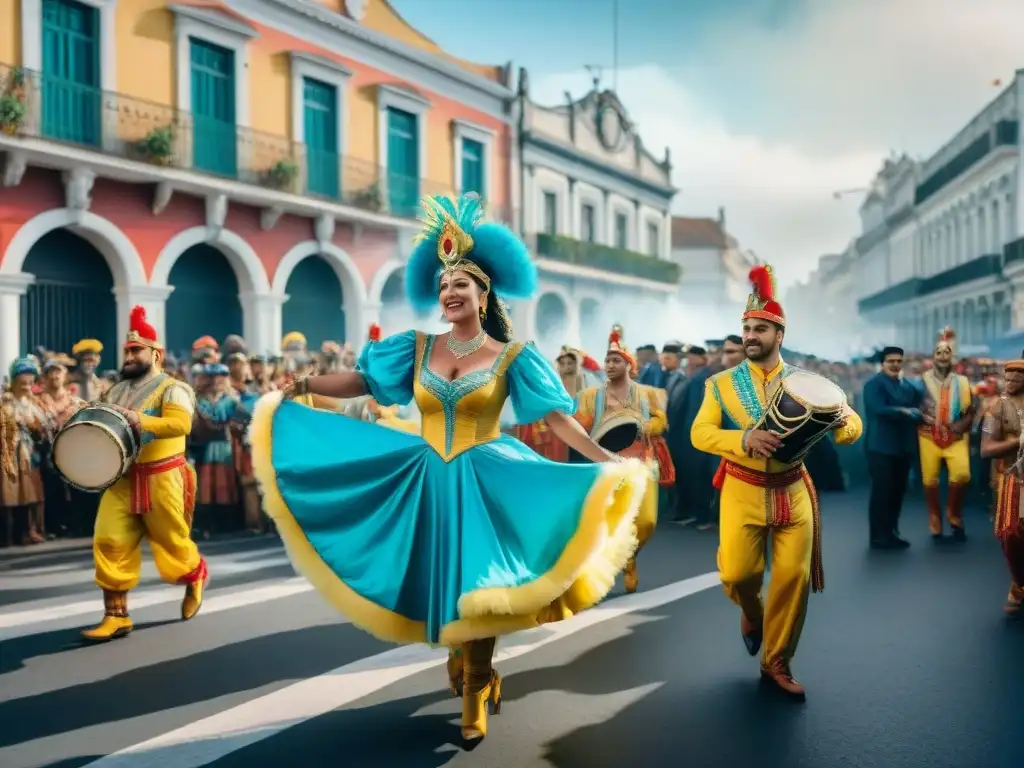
150, 226, 270, 293
368, 257, 405, 305
2, 207, 146, 287
271, 240, 368, 345
534, 283, 579, 356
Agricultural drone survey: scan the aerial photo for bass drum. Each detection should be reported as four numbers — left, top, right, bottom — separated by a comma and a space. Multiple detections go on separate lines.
52, 404, 140, 492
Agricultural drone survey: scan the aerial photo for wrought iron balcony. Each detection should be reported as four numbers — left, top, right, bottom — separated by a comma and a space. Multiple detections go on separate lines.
531, 232, 680, 284
0, 63, 510, 223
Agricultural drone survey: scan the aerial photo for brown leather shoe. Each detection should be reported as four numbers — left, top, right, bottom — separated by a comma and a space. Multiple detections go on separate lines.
740, 613, 762, 656
760, 658, 806, 700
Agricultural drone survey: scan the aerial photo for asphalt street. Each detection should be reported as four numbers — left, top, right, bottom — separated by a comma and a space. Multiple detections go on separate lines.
0, 490, 1020, 768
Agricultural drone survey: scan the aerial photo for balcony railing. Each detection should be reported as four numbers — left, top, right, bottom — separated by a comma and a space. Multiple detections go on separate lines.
532, 233, 681, 284
0, 63, 510, 223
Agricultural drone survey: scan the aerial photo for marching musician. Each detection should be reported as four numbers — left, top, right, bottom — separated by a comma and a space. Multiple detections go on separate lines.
1, 358, 49, 544
573, 326, 666, 593
918, 328, 974, 542
690, 264, 862, 700
81, 306, 208, 642
979, 359, 1024, 616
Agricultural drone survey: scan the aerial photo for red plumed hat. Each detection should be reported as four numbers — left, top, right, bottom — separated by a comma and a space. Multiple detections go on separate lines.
581, 354, 601, 372
368, 323, 382, 342
606, 325, 637, 375
125, 305, 162, 350
742, 264, 785, 327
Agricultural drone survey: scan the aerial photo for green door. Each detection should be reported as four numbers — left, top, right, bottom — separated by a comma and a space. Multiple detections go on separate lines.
386, 107, 419, 217
21, 229, 116, 358
190, 39, 237, 177
164, 245, 243, 358
281, 256, 346, 347
41, 0, 101, 146
304, 77, 339, 199
461, 137, 484, 197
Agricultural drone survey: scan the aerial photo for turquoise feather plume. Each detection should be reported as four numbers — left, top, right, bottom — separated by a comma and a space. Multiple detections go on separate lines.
405, 194, 538, 311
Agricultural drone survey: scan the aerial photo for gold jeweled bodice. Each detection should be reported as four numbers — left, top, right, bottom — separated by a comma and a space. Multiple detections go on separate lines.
412, 332, 523, 461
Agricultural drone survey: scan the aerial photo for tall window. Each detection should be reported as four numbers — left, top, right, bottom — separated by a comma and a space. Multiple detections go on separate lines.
461, 138, 484, 196
386, 107, 419, 216
647, 222, 660, 256
614, 213, 628, 249
41, 0, 101, 146
303, 76, 339, 198
190, 39, 237, 177
543, 191, 558, 235
582, 204, 596, 242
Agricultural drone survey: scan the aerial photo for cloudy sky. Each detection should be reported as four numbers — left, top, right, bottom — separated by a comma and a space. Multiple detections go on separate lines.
391, 0, 1024, 285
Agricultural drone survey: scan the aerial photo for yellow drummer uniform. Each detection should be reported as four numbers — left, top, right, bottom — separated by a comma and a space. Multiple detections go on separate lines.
83, 306, 208, 642
574, 327, 664, 593
691, 264, 862, 694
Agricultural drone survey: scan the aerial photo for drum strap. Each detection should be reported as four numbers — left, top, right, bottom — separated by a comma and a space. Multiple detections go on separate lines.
714, 461, 824, 593
131, 453, 188, 515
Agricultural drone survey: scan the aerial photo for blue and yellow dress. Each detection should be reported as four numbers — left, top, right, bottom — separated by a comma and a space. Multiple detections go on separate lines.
249, 330, 648, 646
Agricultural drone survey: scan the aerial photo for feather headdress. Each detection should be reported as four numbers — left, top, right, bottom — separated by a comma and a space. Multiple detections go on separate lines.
404, 194, 538, 312
125, 305, 162, 350
606, 326, 637, 375
935, 326, 957, 354
743, 264, 785, 327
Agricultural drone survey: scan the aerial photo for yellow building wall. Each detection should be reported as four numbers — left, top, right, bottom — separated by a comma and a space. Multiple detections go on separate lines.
0, 0, 20, 71
115, 0, 175, 105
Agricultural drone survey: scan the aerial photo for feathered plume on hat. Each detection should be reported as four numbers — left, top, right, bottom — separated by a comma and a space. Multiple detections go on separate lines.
743, 264, 785, 327
581, 354, 601, 372
606, 326, 637, 375
935, 326, 957, 354
125, 306, 162, 351
367, 323, 382, 343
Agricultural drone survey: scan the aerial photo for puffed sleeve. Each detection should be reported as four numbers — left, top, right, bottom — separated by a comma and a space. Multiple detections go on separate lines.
356, 330, 417, 407
507, 342, 576, 424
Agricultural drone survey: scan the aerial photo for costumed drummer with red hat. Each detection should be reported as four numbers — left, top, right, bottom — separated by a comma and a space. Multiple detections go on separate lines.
82, 306, 208, 642
573, 325, 667, 593
690, 264, 862, 699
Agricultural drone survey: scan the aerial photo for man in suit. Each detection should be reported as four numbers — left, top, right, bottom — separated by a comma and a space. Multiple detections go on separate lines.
862, 345, 923, 549
636, 344, 665, 388
673, 345, 717, 526
657, 342, 687, 520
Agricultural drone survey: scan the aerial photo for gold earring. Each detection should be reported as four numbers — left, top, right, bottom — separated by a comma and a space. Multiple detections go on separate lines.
480, 305, 487, 321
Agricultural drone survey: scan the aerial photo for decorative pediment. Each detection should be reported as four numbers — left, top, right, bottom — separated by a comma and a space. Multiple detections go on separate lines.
577, 89, 634, 153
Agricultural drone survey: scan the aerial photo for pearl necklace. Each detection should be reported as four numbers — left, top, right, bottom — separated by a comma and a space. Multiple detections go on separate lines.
446, 330, 487, 359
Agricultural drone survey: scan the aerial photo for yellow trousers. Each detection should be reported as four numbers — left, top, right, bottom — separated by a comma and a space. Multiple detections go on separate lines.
94, 462, 201, 591
918, 435, 970, 487
636, 476, 658, 551
718, 475, 812, 665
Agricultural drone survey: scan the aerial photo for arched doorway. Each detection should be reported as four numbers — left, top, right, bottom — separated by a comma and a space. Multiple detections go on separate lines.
20, 229, 116, 358
535, 292, 569, 359
165, 245, 242, 357
281, 255, 346, 347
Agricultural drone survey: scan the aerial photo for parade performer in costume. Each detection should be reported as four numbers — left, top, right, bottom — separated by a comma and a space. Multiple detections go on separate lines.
517, 345, 588, 461
191, 335, 220, 365
70, 338, 104, 401
918, 327, 974, 541
83, 306, 207, 642
249, 194, 647, 746
980, 359, 1024, 615
1, 358, 49, 543
573, 327, 665, 593
690, 264, 862, 699
194, 363, 240, 534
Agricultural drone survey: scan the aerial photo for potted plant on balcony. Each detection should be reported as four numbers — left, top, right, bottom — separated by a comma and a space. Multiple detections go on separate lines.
137, 125, 175, 165
266, 159, 298, 192
0, 67, 27, 136
352, 182, 383, 212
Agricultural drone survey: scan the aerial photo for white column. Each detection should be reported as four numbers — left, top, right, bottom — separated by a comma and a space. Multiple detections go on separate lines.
112, 285, 174, 365
241, 291, 287, 355
0, 273, 34, 375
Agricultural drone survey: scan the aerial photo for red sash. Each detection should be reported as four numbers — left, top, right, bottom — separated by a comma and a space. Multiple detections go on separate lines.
130, 454, 189, 515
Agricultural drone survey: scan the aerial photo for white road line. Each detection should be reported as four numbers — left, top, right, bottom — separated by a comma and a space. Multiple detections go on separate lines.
83, 571, 722, 768
0, 554, 291, 590
0, 578, 315, 640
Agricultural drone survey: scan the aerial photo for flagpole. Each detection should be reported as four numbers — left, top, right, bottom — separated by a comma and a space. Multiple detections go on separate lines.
612, 0, 619, 92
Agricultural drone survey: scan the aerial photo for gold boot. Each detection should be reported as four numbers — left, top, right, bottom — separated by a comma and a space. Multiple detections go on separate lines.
624, 557, 638, 593
446, 648, 464, 697
181, 558, 209, 621
81, 590, 133, 642
461, 637, 501, 746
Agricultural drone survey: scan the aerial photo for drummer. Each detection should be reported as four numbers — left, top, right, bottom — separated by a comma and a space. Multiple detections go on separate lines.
980, 358, 1024, 616
574, 326, 666, 593
81, 305, 208, 643
690, 263, 862, 700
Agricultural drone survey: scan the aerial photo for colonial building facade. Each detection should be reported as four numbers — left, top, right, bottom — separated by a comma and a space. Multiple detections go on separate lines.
0, 0, 514, 365
856, 70, 1024, 355
670, 208, 753, 317
511, 69, 678, 359
784, 244, 866, 360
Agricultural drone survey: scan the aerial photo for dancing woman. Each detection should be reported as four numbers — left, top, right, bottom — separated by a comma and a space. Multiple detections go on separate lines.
249, 194, 648, 746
